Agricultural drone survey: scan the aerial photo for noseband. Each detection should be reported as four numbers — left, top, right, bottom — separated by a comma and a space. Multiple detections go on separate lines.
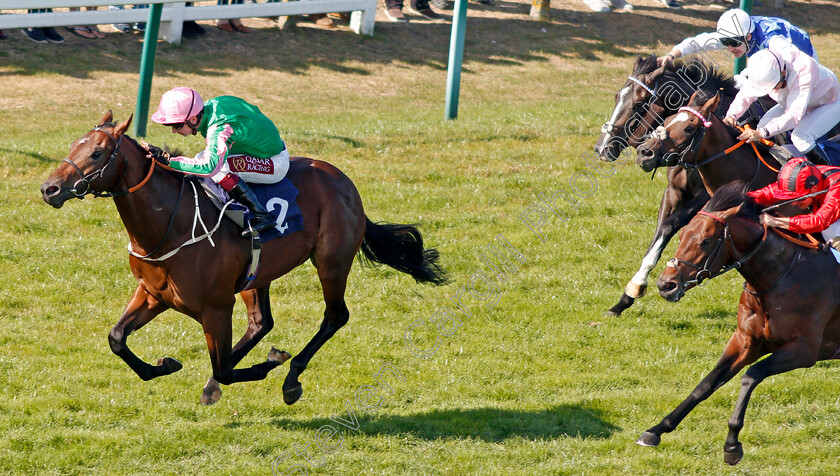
665, 210, 768, 289
601, 75, 660, 136
63, 126, 156, 198
649, 106, 711, 169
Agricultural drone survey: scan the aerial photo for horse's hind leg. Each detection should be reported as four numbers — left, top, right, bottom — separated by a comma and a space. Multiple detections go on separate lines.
109, 285, 182, 381
723, 339, 818, 465
283, 260, 352, 405
201, 286, 291, 405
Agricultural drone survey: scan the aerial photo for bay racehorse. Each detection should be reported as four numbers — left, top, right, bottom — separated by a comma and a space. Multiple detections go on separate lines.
40, 112, 448, 405
635, 91, 781, 196
595, 55, 742, 317
639, 182, 840, 465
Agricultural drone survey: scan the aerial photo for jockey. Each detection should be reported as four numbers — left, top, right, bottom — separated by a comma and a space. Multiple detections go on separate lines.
722, 48, 840, 162
657, 9, 815, 67
749, 157, 840, 245
147, 87, 290, 236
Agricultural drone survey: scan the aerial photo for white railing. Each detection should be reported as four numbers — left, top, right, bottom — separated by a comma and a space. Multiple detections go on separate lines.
0, 0, 378, 43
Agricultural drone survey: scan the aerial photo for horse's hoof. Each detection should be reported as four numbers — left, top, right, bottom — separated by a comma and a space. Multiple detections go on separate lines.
201, 378, 222, 405
157, 357, 183, 374
625, 282, 647, 299
268, 347, 292, 364
636, 431, 661, 447
283, 384, 303, 405
724, 443, 743, 466
603, 310, 619, 318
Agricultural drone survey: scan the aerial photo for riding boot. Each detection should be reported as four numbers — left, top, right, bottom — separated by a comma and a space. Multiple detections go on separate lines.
807, 144, 832, 166
227, 179, 276, 236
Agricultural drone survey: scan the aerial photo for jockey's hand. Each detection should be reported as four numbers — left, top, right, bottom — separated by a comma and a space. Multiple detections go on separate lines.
737, 127, 763, 143
722, 116, 738, 128
759, 213, 788, 229
145, 144, 170, 165
656, 53, 676, 67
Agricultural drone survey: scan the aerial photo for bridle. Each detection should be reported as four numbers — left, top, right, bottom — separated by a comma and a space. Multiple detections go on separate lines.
601, 75, 661, 138
650, 106, 712, 169
665, 210, 768, 289
63, 125, 156, 198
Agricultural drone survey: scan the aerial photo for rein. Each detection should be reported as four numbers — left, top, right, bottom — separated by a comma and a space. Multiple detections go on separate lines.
67, 125, 231, 262
666, 212, 769, 288
127, 180, 236, 262
64, 126, 157, 198
654, 109, 778, 190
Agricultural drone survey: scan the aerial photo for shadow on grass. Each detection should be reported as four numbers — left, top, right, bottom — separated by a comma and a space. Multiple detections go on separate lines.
271, 404, 621, 441
0, 147, 55, 164
1, 1, 836, 79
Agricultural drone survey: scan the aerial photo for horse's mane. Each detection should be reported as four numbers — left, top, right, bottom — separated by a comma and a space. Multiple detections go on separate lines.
704, 181, 760, 221
634, 55, 738, 101
99, 121, 186, 177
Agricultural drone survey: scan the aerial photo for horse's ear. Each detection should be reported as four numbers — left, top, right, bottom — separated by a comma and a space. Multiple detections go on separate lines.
98, 110, 113, 126
113, 114, 133, 137
701, 92, 722, 116
645, 62, 667, 82
634, 54, 643, 69
687, 90, 707, 108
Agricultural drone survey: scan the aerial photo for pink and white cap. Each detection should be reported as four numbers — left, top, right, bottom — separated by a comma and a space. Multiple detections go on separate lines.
151, 87, 204, 124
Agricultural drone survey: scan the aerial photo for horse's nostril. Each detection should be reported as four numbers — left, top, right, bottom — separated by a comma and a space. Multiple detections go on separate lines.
44, 185, 59, 197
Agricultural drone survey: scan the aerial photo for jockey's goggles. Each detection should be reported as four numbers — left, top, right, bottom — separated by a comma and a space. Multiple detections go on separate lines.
164, 122, 186, 129
720, 36, 744, 47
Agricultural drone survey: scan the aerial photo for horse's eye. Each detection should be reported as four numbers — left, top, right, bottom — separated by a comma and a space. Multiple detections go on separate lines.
91, 150, 102, 160
701, 237, 713, 245
684, 126, 694, 134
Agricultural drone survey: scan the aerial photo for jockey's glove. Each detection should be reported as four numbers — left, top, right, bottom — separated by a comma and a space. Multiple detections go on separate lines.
146, 144, 171, 165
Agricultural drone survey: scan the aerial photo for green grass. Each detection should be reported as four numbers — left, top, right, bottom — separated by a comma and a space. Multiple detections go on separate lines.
2, 1, 840, 474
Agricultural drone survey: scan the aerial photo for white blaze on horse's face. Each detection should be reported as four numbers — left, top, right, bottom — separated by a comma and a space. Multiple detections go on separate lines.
662, 111, 694, 141
604, 85, 633, 134
669, 111, 693, 128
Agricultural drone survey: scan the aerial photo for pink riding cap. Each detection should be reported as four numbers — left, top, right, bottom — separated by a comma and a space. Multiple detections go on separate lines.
151, 87, 204, 124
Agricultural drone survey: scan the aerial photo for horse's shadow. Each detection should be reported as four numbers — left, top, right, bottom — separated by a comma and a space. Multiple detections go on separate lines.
269, 404, 621, 442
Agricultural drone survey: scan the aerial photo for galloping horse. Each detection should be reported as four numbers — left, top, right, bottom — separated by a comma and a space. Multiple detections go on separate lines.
595, 55, 740, 317
40, 112, 448, 405
638, 182, 840, 465
636, 91, 781, 200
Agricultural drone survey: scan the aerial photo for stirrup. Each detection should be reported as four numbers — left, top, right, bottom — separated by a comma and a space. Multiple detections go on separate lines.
241, 215, 275, 237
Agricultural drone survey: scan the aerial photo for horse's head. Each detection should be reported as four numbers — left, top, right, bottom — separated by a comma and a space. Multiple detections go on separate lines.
595, 54, 668, 162
635, 91, 721, 172
657, 182, 762, 302
40, 111, 134, 208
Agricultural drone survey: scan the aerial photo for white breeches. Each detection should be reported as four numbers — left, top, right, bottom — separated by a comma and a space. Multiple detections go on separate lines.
759, 98, 840, 154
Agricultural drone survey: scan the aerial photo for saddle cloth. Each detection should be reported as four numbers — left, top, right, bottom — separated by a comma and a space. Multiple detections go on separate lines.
198, 176, 304, 241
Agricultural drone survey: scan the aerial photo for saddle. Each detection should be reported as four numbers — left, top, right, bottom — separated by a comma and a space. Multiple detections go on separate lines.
196, 176, 304, 241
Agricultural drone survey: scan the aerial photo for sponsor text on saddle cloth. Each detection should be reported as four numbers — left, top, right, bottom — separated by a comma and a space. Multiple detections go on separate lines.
203, 154, 303, 240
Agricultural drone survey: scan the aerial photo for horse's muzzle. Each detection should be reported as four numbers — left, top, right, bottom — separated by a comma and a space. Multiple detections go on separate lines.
657, 267, 686, 302
40, 178, 71, 208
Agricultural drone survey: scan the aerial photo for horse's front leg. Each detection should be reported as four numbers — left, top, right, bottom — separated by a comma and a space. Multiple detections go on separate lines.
723, 339, 819, 465
108, 285, 182, 381
201, 286, 291, 405
202, 302, 286, 388
638, 326, 765, 448
607, 183, 709, 317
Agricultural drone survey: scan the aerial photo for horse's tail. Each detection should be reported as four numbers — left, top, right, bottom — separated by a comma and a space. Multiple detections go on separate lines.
359, 217, 449, 286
